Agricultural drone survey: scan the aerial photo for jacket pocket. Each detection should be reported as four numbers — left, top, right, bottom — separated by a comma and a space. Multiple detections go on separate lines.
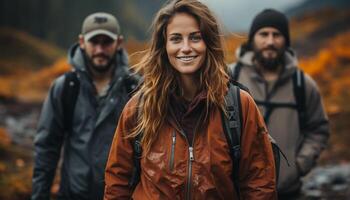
169, 131, 176, 171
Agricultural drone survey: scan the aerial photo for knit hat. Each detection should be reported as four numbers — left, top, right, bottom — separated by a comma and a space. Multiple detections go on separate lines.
248, 9, 290, 47
81, 12, 120, 41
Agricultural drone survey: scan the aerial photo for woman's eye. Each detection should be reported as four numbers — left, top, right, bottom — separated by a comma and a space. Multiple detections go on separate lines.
169, 36, 181, 43
190, 35, 202, 42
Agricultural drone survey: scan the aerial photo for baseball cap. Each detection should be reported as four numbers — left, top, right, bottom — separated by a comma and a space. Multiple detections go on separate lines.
81, 12, 120, 41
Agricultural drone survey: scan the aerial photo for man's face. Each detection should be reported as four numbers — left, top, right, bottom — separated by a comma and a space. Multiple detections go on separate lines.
252, 27, 286, 71
79, 34, 120, 73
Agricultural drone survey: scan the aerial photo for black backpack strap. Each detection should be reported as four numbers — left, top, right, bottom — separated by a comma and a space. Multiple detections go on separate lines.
255, 100, 298, 124
292, 69, 306, 129
128, 93, 144, 190
229, 79, 250, 95
62, 71, 80, 131
232, 62, 243, 81
222, 83, 286, 196
221, 83, 242, 198
255, 69, 305, 124
129, 133, 142, 189
123, 74, 140, 97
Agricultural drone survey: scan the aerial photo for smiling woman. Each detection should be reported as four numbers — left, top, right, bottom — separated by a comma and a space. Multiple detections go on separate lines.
166, 13, 206, 76
104, 0, 277, 199
166, 12, 207, 100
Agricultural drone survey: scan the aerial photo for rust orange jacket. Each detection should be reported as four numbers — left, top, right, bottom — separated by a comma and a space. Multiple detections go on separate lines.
104, 90, 277, 200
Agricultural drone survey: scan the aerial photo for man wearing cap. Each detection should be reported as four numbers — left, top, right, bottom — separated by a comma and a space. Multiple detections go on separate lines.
32, 12, 138, 200
229, 9, 330, 199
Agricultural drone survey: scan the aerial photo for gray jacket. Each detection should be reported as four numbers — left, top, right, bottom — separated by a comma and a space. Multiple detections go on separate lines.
229, 48, 330, 194
32, 44, 137, 200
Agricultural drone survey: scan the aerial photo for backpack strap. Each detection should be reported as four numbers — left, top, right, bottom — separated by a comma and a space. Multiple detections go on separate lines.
129, 133, 142, 189
255, 100, 298, 124
62, 71, 80, 131
232, 62, 243, 81
123, 74, 139, 97
221, 83, 242, 198
128, 93, 144, 190
292, 69, 306, 129
255, 69, 306, 125
222, 83, 285, 197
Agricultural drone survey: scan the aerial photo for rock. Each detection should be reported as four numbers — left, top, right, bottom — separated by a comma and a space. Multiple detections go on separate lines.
302, 163, 350, 199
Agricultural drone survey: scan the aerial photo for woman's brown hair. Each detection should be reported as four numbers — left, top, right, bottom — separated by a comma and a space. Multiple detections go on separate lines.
129, 0, 229, 155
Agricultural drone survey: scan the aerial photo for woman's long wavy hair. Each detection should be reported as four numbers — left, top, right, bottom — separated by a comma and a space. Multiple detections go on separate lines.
129, 0, 229, 155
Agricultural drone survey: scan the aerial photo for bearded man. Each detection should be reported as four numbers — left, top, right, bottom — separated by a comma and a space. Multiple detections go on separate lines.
229, 9, 330, 199
32, 12, 137, 200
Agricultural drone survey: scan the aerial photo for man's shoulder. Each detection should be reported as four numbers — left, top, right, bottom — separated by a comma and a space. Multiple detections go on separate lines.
302, 72, 318, 87
49, 72, 78, 98
293, 69, 320, 92
50, 74, 66, 92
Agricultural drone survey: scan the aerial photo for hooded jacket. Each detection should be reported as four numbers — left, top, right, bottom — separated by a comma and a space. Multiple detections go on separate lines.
104, 89, 277, 200
32, 44, 137, 200
229, 47, 330, 193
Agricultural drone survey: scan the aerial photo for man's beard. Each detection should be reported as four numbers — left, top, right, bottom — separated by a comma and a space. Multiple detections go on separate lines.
253, 45, 285, 71
85, 52, 115, 74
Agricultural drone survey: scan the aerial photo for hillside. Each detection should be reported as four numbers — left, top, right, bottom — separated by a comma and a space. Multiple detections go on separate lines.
0, 28, 64, 75
286, 0, 350, 17
290, 8, 350, 56
0, 0, 166, 48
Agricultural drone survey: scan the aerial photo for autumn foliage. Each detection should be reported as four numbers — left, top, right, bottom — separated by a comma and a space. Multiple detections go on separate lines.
299, 31, 350, 114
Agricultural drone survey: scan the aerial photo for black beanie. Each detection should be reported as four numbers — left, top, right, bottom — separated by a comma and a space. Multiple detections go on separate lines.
248, 9, 290, 47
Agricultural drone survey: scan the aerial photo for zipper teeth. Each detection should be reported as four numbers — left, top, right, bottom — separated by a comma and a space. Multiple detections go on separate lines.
186, 117, 201, 200
169, 106, 202, 200
187, 148, 193, 200
169, 131, 176, 171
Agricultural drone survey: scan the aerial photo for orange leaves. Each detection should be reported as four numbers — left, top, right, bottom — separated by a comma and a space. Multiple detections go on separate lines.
298, 31, 350, 114
0, 127, 11, 148
223, 34, 247, 63
0, 58, 70, 102
299, 31, 350, 76
0, 127, 32, 200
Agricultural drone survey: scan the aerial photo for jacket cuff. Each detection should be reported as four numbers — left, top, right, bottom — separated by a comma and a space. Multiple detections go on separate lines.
296, 155, 315, 176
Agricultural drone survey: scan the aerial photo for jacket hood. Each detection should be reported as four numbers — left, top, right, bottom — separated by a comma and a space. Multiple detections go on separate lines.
67, 43, 130, 78
236, 45, 299, 80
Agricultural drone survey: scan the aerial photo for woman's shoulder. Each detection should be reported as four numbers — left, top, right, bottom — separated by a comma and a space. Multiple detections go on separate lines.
238, 88, 259, 115
239, 89, 254, 104
121, 94, 141, 121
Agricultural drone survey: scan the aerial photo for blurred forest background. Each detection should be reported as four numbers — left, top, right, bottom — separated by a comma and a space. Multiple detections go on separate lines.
0, 0, 350, 199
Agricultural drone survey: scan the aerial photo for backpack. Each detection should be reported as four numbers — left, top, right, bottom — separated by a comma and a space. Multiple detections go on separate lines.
231, 62, 306, 129
61, 70, 138, 131
129, 82, 282, 198
62, 71, 80, 131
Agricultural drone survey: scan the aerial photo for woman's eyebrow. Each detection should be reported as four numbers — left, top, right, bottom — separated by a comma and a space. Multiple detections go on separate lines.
168, 33, 182, 36
190, 31, 201, 35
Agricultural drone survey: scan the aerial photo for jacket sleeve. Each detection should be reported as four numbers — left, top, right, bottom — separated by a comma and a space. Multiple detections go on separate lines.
296, 75, 330, 176
238, 90, 277, 200
104, 98, 137, 200
31, 76, 66, 200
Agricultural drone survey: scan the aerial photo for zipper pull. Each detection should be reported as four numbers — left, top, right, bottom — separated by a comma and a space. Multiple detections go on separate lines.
189, 147, 194, 161
172, 135, 176, 143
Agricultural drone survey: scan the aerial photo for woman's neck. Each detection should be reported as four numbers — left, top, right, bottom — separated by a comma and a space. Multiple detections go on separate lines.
179, 74, 199, 101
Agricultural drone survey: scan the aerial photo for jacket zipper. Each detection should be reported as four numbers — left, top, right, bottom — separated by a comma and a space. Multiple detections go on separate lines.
169, 107, 202, 200
176, 129, 195, 200
186, 117, 202, 200
169, 131, 176, 171
187, 146, 195, 200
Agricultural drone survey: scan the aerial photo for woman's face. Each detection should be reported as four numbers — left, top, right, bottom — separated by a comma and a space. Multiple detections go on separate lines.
166, 12, 207, 76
